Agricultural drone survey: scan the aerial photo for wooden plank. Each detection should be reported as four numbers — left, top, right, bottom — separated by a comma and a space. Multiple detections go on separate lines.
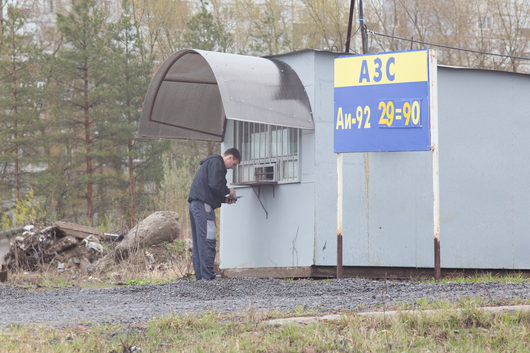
53, 221, 104, 240
220, 266, 312, 279
221, 266, 530, 280
311, 266, 437, 280
311, 266, 530, 280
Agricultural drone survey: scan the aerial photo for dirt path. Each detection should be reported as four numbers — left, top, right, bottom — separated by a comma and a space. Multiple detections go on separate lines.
1, 278, 528, 329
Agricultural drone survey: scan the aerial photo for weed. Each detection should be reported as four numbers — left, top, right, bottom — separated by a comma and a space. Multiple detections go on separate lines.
413, 297, 432, 308
431, 271, 529, 284
1, 189, 47, 230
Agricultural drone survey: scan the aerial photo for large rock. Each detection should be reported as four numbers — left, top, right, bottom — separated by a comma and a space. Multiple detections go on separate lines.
114, 211, 180, 260
91, 211, 181, 273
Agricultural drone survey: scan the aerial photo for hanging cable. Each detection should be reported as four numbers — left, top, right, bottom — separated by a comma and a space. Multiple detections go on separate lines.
345, 0, 355, 53
345, 25, 363, 53
367, 29, 530, 61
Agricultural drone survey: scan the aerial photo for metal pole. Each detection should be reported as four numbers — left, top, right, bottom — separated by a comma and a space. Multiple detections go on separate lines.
429, 50, 441, 281
352, 0, 369, 281
345, 0, 356, 53
336, 0, 357, 280
337, 153, 343, 279
359, 0, 368, 54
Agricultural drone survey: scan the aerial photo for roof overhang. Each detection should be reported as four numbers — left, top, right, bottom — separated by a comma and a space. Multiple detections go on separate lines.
138, 49, 314, 141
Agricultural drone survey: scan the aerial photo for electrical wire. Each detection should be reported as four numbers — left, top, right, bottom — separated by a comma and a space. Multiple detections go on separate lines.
367, 29, 530, 61
346, 25, 362, 53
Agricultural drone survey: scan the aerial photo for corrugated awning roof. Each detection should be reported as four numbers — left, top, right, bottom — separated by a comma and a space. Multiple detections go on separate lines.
138, 49, 314, 141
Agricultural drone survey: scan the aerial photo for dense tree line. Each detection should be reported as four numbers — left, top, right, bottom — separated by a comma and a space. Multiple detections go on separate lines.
0, 0, 168, 228
1, 0, 527, 230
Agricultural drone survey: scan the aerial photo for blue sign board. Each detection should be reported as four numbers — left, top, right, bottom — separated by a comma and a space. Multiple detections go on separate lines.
334, 50, 432, 152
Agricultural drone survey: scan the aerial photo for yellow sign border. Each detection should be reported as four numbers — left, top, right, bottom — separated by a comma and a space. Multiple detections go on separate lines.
335, 50, 428, 88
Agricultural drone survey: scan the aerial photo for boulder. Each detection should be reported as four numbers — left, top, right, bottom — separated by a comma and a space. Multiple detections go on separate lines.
90, 211, 181, 273
115, 211, 180, 260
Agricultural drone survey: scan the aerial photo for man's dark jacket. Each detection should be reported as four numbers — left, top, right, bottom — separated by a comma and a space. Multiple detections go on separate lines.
188, 155, 230, 209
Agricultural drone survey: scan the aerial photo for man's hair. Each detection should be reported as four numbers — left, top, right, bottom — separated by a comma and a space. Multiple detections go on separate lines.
223, 147, 241, 161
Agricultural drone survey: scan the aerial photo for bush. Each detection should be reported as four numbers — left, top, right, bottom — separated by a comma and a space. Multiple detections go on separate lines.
1, 189, 47, 230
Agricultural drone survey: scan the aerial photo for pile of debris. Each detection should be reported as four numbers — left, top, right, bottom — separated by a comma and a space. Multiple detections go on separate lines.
2, 221, 108, 273
2, 211, 183, 275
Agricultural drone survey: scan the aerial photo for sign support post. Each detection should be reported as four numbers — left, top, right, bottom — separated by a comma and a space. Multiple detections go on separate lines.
429, 50, 441, 281
337, 153, 343, 279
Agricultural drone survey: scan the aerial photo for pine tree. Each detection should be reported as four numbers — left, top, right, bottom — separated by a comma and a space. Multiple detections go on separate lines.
0, 6, 44, 207
183, 0, 232, 52
53, 0, 115, 224
107, 0, 169, 227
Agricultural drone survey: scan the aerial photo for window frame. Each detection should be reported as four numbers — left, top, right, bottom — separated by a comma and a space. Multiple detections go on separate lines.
233, 121, 301, 185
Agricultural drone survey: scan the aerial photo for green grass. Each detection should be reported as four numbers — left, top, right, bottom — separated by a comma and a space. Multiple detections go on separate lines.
1, 302, 528, 353
428, 271, 529, 284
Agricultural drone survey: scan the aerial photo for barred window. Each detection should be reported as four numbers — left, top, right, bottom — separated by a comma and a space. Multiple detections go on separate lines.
234, 121, 300, 184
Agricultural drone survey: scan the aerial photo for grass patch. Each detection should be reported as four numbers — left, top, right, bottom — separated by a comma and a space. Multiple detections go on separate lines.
7, 272, 75, 291
431, 271, 529, 284
1, 303, 528, 353
6, 265, 188, 291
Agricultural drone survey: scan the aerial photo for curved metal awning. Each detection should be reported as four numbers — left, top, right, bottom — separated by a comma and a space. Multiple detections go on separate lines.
138, 49, 314, 141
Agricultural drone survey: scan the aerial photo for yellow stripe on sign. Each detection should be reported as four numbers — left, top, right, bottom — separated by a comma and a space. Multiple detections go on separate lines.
335, 50, 428, 87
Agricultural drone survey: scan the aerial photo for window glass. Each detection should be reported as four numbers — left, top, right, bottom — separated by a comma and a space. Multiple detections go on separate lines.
234, 121, 300, 184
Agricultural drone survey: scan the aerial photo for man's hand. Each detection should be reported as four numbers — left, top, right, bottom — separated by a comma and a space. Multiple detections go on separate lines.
224, 197, 237, 204
225, 188, 237, 204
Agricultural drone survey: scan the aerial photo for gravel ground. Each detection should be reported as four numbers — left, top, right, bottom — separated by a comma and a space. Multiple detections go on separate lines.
0, 278, 528, 329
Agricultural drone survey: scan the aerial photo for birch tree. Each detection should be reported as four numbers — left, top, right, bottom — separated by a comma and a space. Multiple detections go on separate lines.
365, 0, 529, 73
129, 0, 191, 60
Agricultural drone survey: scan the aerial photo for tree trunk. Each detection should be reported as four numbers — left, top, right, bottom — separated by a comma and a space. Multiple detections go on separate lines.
128, 137, 135, 227
14, 135, 19, 202
126, 37, 136, 228
86, 129, 93, 224
11, 35, 20, 203
13, 118, 19, 203
84, 58, 93, 225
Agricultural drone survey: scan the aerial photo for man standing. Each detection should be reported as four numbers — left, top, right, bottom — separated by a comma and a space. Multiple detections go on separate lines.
188, 148, 241, 280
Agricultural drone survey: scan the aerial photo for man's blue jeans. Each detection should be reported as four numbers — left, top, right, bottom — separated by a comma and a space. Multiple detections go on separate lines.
189, 200, 217, 280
